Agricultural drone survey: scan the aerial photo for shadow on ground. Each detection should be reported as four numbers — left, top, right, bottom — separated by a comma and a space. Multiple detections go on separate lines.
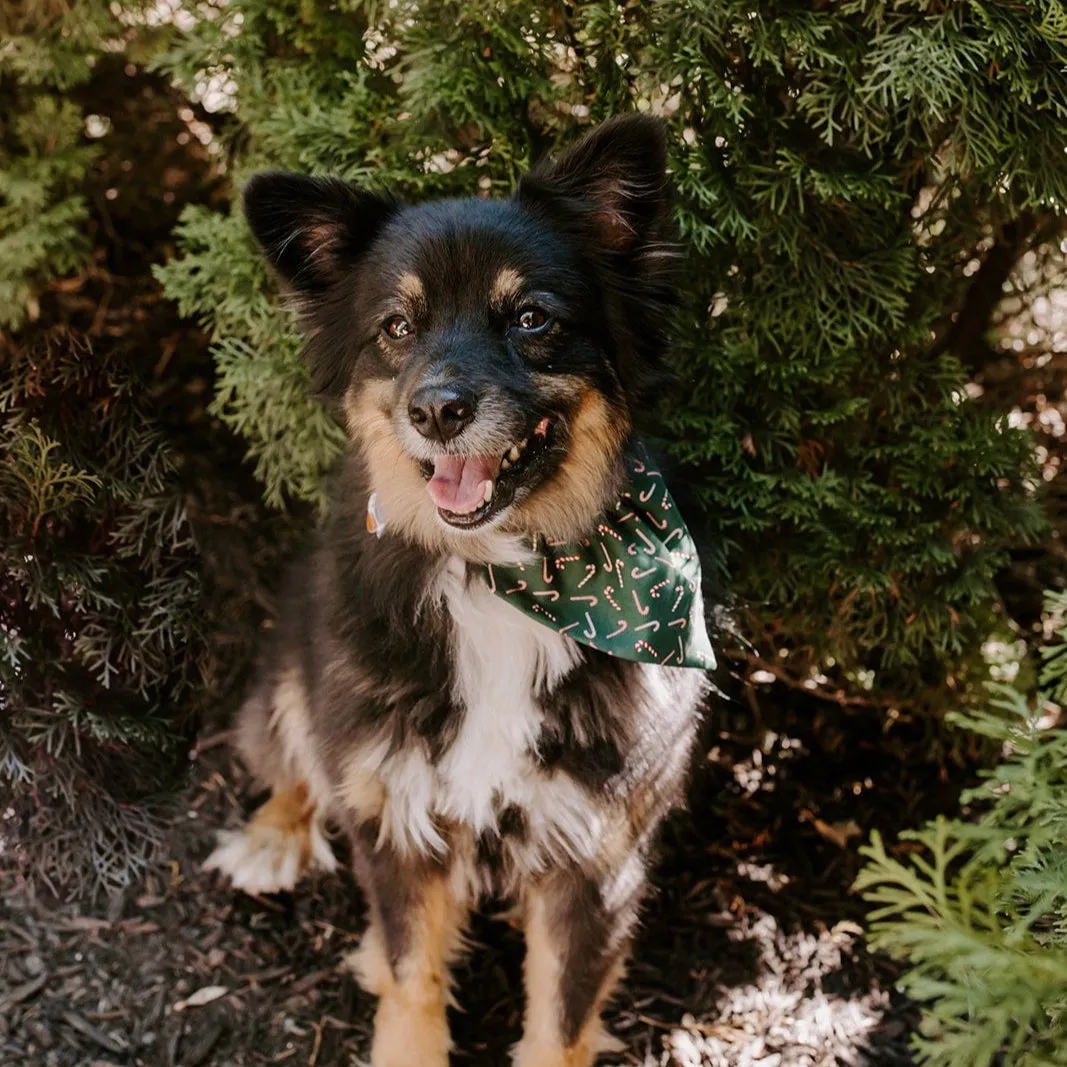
2, 676, 965, 1067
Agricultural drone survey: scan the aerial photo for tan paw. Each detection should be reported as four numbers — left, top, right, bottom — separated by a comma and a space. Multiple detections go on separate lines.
512, 1024, 623, 1067
204, 785, 336, 895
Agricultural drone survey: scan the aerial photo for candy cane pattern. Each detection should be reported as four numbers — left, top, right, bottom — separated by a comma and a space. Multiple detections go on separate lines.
476, 452, 716, 669
531, 603, 558, 624
633, 528, 658, 553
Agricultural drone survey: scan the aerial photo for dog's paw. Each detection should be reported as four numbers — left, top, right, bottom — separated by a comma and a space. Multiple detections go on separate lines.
204, 815, 336, 895
512, 1023, 624, 1067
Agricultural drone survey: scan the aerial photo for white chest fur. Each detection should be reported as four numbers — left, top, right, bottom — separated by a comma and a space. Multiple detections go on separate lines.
436, 559, 577, 823
371, 558, 602, 865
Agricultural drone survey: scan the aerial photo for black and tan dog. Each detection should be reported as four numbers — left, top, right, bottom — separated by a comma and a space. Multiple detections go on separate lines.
206, 115, 712, 1067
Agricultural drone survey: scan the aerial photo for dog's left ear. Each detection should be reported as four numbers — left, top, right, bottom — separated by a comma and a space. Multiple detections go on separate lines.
244, 172, 397, 298
517, 114, 670, 256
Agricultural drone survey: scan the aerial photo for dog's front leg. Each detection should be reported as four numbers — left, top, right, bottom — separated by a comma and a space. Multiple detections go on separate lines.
514, 866, 640, 1067
346, 828, 467, 1067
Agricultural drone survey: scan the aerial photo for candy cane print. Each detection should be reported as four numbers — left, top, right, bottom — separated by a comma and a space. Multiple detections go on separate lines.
634, 527, 657, 553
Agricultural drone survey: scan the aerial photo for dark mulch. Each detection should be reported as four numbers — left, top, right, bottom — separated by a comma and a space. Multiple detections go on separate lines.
1, 674, 961, 1067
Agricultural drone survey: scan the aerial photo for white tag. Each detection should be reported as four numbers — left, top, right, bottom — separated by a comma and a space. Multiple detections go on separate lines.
366, 492, 387, 537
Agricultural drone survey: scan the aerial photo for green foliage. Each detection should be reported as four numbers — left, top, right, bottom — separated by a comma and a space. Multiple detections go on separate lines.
1, 1, 213, 896
160, 206, 345, 507
0, 2, 125, 327
155, 0, 1062, 707
857, 590, 1067, 1066
0, 334, 203, 896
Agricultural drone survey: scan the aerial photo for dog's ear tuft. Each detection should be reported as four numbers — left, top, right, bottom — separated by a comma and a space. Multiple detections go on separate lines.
243, 173, 396, 296
517, 114, 670, 255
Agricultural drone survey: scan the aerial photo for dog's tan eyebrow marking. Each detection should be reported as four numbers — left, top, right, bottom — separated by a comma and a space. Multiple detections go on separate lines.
490, 267, 525, 307
396, 272, 426, 309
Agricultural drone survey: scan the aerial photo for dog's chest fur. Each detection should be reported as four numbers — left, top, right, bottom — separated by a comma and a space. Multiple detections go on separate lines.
371, 558, 604, 868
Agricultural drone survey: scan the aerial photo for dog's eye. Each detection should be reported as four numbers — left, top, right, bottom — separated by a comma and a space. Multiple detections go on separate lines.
515, 306, 550, 333
383, 315, 412, 340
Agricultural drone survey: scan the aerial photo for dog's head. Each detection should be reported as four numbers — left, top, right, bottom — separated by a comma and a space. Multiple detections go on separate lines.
245, 115, 677, 556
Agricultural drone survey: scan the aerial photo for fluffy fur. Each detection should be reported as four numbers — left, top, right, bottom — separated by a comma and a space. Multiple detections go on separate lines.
207, 115, 710, 1067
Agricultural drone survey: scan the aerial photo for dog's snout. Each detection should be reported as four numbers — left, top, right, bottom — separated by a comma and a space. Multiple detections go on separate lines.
408, 384, 477, 443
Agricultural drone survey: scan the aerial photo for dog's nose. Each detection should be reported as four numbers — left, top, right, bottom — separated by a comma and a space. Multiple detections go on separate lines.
408, 385, 477, 443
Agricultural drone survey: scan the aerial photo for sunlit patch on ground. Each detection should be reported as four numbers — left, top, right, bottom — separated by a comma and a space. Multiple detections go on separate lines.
649, 914, 888, 1067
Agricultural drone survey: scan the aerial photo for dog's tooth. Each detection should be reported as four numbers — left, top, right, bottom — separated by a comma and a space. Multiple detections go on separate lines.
508, 445, 521, 462
482, 480, 494, 504
535, 417, 549, 437
501, 456, 511, 470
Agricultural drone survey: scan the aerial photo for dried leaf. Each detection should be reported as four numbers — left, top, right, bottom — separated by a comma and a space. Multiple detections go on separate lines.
174, 985, 229, 1012
812, 818, 863, 849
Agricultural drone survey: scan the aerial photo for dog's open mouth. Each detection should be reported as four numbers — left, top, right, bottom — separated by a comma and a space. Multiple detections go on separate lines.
420, 418, 552, 529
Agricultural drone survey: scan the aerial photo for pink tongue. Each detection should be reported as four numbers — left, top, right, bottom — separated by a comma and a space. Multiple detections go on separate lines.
427, 454, 497, 513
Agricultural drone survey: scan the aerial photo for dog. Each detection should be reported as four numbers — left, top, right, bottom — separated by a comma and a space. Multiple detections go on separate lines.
205, 114, 714, 1067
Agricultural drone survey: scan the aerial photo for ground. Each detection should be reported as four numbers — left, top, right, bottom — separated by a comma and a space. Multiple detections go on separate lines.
1, 680, 958, 1067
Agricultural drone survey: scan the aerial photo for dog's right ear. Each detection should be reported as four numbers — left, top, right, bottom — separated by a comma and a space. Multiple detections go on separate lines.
243, 173, 396, 297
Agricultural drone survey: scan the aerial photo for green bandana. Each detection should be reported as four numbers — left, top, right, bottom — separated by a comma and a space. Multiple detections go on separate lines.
482, 455, 715, 670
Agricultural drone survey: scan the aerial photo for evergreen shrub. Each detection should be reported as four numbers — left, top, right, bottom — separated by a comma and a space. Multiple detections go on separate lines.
157, 0, 1065, 709
858, 588, 1067, 1067
1, 1, 215, 894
